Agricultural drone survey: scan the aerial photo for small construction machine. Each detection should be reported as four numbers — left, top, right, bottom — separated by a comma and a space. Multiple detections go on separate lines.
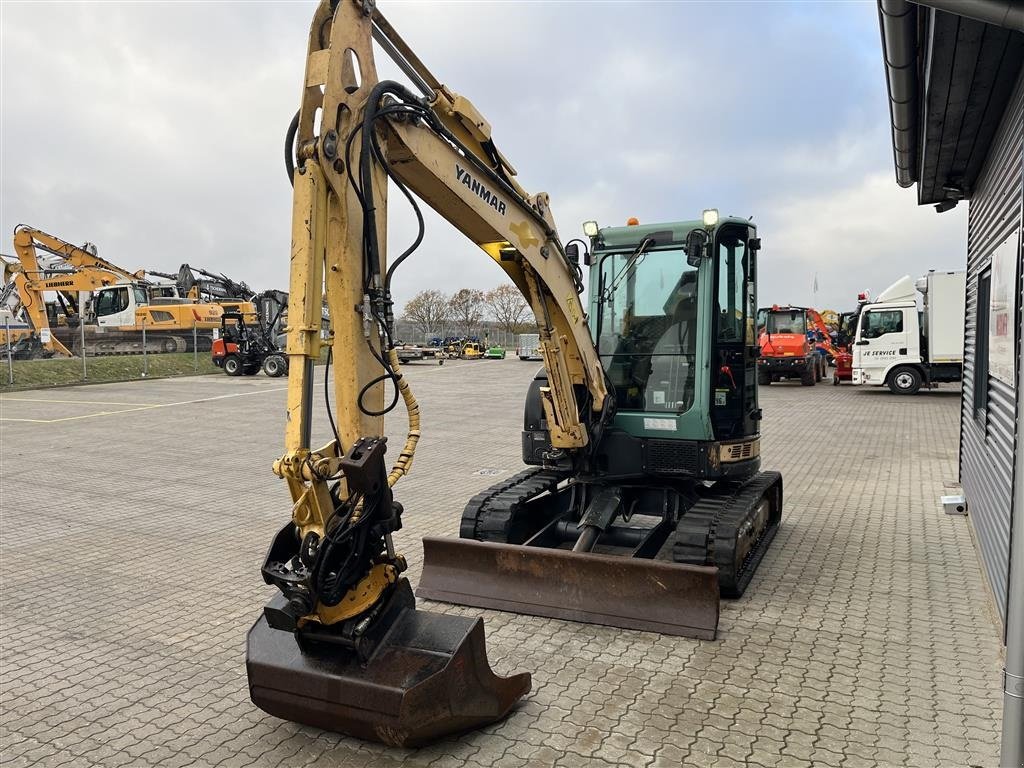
2, 226, 227, 357
247, 0, 782, 748
212, 311, 287, 377
832, 310, 859, 385
459, 340, 484, 359
437, 338, 484, 359
756, 305, 829, 385
483, 343, 506, 359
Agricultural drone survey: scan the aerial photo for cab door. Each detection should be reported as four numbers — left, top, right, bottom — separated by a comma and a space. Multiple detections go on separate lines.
94, 286, 135, 328
711, 224, 757, 440
854, 307, 909, 372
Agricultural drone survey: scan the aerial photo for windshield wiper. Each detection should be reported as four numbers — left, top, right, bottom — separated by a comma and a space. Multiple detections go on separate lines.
603, 236, 655, 301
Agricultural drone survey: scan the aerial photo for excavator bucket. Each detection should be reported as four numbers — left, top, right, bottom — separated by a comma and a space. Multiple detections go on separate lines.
247, 580, 531, 747
417, 538, 721, 640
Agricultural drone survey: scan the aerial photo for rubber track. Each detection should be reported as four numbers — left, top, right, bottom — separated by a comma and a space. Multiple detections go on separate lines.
672, 471, 782, 598
460, 468, 569, 542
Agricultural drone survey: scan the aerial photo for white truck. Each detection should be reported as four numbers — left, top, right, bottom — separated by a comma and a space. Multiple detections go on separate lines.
852, 270, 966, 394
516, 333, 542, 361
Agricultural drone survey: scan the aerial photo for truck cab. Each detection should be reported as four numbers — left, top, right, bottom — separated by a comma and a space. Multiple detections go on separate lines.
852, 271, 965, 394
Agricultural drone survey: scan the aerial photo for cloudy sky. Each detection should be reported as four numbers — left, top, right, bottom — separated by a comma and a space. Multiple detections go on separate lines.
1, 0, 967, 314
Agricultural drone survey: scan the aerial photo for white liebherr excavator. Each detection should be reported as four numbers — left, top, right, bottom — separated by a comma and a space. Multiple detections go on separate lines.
4, 226, 228, 356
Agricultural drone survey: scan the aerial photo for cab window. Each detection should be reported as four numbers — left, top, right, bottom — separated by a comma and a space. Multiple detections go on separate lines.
861, 310, 903, 339
595, 248, 699, 413
763, 310, 806, 335
95, 287, 129, 316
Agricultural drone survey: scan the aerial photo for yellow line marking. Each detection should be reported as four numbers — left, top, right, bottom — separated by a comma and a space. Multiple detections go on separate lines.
0, 386, 289, 424
0, 398, 161, 406
0, 356, 482, 424
0, 406, 158, 423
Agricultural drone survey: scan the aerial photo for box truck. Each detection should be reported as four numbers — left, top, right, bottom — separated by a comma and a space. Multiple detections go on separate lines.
516, 333, 542, 361
852, 270, 966, 394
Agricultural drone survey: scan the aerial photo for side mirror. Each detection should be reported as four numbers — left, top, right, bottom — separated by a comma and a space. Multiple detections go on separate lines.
565, 240, 592, 266
685, 229, 708, 268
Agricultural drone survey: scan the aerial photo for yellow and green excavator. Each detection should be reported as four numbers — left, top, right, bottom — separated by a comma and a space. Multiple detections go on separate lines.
247, 0, 783, 747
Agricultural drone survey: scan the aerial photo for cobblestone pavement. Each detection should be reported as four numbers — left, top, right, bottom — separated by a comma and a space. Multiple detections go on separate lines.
0, 362, 1003, 767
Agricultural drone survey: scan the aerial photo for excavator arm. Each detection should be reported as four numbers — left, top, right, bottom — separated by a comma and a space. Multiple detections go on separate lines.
249, 0, 620, 744
371, 10, 607, 434
268, 0, 615, 629
14, 225, 142, 282
280, 0, 606, 467
806, 307, 839, 358
10, 225, 146, 356
267, 0, 613, 619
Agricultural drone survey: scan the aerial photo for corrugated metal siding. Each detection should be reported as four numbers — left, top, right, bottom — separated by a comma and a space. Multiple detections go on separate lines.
961, 67, 1023, 626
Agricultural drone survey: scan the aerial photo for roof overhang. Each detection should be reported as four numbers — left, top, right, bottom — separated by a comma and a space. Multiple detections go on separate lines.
878, 1, 1024, 208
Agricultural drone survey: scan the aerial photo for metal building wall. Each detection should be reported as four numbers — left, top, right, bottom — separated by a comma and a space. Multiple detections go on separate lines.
961, 68, 1024, 625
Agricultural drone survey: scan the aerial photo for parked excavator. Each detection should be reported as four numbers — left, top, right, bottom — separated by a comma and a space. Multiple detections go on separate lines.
148, 266, 293, 345
246, 0, 782, 747
2, 226, 229, 357
149, 263, 257, 318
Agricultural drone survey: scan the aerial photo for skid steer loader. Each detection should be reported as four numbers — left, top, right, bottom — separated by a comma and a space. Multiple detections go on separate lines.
247, 0, 781, 748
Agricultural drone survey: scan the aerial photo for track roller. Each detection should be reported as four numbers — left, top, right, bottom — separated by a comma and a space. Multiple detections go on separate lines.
673, 471, 783, 597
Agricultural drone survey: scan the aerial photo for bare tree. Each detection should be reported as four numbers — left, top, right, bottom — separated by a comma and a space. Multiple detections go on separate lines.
485, 284, 531, 335
402, 290, 450, 338
448, 288, 486, 337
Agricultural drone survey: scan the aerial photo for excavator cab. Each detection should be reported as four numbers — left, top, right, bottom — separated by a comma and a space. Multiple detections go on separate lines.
588, 218, 760, 453
420, 216, 781, 636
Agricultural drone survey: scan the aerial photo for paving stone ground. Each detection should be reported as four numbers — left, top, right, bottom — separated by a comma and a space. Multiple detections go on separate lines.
0, 360, 1004, 767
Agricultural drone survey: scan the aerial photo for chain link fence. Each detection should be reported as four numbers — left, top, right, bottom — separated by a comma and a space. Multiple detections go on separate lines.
1, 318, 215, 389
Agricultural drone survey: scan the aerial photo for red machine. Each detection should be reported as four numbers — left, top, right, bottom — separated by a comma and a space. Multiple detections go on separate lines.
831, 306, 862, 385
756, 305, 829, 386
833, 349, 853, 385
212, 311, 287, 377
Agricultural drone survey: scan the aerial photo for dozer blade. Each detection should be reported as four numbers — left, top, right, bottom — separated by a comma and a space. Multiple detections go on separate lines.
417, 537, 720, 640
247, 581, 531, 747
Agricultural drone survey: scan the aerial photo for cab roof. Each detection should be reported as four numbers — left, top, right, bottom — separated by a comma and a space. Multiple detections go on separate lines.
593, 217, 754, 250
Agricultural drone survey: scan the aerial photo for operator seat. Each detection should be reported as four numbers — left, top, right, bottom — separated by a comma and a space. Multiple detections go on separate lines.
645, 296, 697, 412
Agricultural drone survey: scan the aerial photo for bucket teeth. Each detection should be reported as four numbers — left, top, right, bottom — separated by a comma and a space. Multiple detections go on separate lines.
246, 578, 531, 747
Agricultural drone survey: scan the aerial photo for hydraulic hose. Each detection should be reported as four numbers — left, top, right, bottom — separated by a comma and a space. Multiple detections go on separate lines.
385, 348, 420, 487
284, 110, 300, 186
